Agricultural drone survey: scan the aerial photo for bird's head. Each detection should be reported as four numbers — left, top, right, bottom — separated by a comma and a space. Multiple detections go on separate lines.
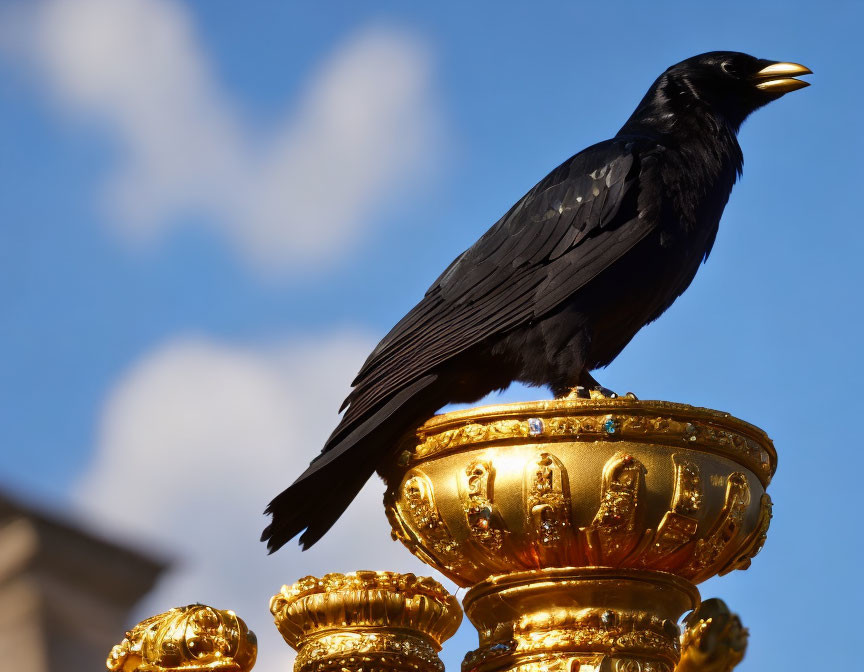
621, 51, 811, 136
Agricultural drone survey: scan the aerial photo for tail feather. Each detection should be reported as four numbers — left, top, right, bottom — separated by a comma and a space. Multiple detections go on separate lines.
261, 373, 439, 552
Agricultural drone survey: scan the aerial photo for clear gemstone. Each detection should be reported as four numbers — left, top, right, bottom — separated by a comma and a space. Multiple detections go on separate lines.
528, 418, 544, 436
600, 610, 616, 627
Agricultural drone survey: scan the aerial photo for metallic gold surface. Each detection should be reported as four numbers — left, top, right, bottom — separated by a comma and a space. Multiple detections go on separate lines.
270, 571, 462, 672
106, 604, 257, 672
753, 61, 812, 92
383, 397, 776, 587
462, 567, 698, 672
677, 598, 748, 672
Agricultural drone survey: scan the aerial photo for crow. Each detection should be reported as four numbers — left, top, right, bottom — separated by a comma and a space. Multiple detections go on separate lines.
262, 52, 810, 552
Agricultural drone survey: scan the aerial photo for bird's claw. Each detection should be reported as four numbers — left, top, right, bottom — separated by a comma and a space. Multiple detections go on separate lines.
563, 385, 623, 400
589, 385, 618, 399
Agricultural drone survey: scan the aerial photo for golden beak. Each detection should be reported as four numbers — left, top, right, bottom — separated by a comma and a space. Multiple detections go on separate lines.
753, 62, 812, 93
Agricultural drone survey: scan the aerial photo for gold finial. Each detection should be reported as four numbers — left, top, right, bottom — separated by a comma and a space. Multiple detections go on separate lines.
270, 571, 462, 672
107, 604, 257, 672
677, 598, 748, 672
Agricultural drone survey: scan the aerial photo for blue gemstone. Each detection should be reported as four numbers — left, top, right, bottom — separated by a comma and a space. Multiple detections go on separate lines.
528, 418, 544, 436
489, 642, 512, 654
603, 417, 617, 434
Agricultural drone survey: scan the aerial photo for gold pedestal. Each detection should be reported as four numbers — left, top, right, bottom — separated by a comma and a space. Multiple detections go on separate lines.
383, 397, 775, 671
462, 568, 698, 672
269, 571, 462, 672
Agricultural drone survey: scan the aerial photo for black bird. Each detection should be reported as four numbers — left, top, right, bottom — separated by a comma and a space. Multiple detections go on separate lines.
263, 51, 810, 552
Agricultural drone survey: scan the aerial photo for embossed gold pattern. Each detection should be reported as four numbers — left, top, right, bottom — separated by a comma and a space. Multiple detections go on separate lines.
461, 568, 697, 672
583, 452, 648, 565
379, 397, 775, 671
106, 400, 770, 672
408, 398, 775, 485
523, 451, 573, 565
270, 571, 462, 672
384, 398, 774, 588
680, 473, 751, 583
106, 604, 257, 672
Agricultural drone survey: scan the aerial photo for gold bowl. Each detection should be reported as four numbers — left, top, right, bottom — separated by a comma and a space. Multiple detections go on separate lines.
383, 397, 775, 588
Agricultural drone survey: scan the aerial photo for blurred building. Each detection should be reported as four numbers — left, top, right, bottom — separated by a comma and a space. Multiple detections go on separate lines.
0, 491, 165, 672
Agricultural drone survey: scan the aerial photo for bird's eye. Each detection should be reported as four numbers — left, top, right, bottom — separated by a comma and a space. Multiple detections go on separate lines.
720, 61, 737, 76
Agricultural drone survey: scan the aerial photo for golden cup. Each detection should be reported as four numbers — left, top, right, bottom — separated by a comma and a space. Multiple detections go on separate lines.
383, 397, 775, 671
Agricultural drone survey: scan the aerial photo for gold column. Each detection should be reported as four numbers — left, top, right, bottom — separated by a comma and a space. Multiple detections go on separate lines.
270, 571, 462, 672
383, 397, 775, 672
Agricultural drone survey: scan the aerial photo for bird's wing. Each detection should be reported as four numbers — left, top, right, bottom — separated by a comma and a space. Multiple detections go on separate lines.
330, 137, 662, 446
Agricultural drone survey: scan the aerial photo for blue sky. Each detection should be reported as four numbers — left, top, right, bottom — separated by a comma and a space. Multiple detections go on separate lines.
1, 1, 861, 669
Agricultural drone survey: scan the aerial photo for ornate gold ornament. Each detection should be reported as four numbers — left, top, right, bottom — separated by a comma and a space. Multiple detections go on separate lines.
462, 567, 697, 672
677, 598, 748, 672
385, 397, 775, 587
106, 604, 257, 672
108, 398, 768, 672
269, 571, 462, 672
381, 397, 774, 670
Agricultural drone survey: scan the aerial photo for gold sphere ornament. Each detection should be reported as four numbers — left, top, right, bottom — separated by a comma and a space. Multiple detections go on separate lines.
106, 604, 257, 672
677, 598, 748, 672
270, 571, 462, 672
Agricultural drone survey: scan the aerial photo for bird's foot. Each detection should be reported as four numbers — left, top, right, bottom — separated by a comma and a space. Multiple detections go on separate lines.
563, 385, 619, 400
564, 386, 591, 399
589, 385, 618, 399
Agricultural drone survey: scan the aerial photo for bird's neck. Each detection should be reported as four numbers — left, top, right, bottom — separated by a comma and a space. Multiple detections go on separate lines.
616, 76, 744, 180
617, 83, 744, 235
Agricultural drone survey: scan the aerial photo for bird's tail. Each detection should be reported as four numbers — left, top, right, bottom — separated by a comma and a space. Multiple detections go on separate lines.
261, 373, 439, 552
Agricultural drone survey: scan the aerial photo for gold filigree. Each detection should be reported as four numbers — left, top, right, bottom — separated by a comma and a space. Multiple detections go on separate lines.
295, 632, 440, 672
474, 655, 672, 672
270, 571, 461, 672
583, 452, 648, 564
615, 661, 673, 672
641, 456, 702, 569
106, 605, 257, 672
401, 470, 462, 557
461, 459, 505, 558
719, 493, 772, 576
524, 452, 573, 562
676, 598, 747, 672
641, 511, 698, 570
379, 398, 774, 671
387, 406, 770, 585
680, 473, 751, 581
406, 399, 775, 487
416, 418, 527, 458
462, 568, 697, 672
671, 456, 703, 515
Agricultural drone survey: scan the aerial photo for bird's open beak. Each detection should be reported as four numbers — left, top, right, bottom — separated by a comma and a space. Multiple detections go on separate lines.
752, 62, 812, 93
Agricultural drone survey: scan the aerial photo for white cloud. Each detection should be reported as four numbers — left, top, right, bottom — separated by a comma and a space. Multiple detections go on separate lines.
3, 0, 440, 275
73, 334, 443, 672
